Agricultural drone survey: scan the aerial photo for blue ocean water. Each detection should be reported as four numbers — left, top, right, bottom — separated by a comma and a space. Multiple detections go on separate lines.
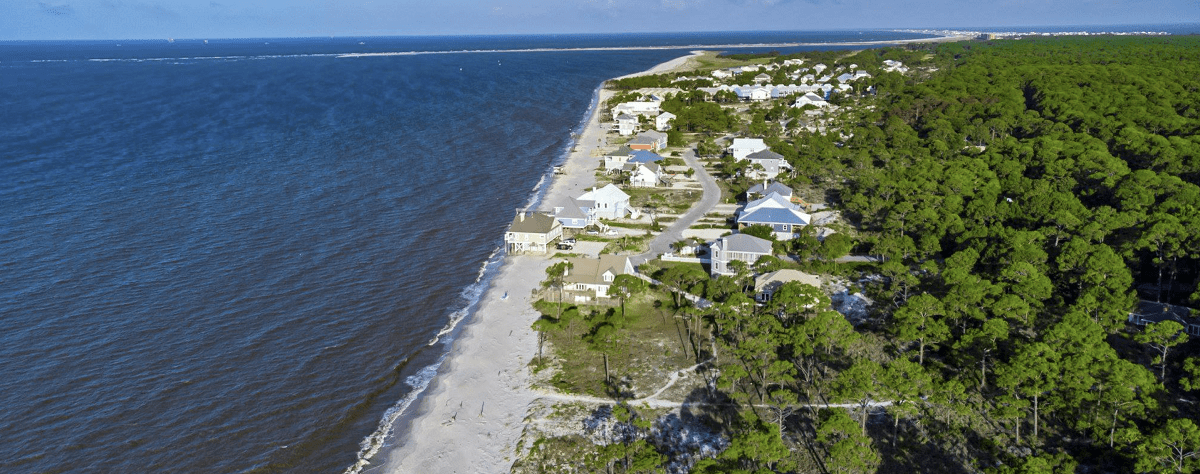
0, 28, 1067, 473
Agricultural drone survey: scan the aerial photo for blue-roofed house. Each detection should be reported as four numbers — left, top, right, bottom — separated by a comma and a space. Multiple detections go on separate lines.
737, 192, 811, 239
628, 150, 663, 164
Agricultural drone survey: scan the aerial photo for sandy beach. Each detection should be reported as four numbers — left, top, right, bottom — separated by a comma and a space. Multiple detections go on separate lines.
372, 50, 705, 474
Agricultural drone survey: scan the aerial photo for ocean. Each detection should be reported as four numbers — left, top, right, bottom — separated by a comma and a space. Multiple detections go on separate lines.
1, 31, 938, 473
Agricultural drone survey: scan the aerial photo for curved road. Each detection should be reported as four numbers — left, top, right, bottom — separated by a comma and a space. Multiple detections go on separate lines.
630, 146, 721, 266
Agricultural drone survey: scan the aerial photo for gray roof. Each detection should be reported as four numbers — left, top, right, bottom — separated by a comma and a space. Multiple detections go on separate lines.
509, 212, 559, 234
738, 208, 810, 226
629, 135, 657, 146
555, 199, 588, 220
608, 145, 634, 157
639, 130, 666, 141
746, 149, 785, 161
718, 233, 774, 254
748, 182, 793, 197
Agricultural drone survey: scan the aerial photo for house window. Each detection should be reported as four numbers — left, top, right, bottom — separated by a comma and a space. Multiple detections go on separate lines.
1189, 324, 1200, 337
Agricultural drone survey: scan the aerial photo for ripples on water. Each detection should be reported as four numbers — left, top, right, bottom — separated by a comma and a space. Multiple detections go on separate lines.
0, 32, 940, 472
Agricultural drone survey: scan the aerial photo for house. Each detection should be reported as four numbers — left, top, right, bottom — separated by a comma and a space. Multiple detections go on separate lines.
755, 270, 822, 303
553, 198, 590, 230
612, 101, 661, 119
744, 149, 792, 180
577, 184, 632, 221
603, 145, 635, 171
882, 60, 908, 73
753, 73, 771, 84
505, 211, 563, 254
728, 138, 769, 160
562, 255, 637, 302
629, 130, 667, 151
709, 233, 774, 277
734, 86, 771, 102
655, 111, 676, 131
711, 69, 733, 79
812, 63, 827, 74
1128, 301, 1200, 337
624, 162, 664, 187
628, 149, 663, 165
793, 92, 832, 108
737, 192, 810, 239
616, 114, 639, 136
746, 181, 794, 202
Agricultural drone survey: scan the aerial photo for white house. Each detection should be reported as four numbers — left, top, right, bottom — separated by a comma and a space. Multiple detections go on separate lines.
612, 101, 660, 119
711, 69, 733, 79
728, 138, 769, 160
744, 149, 792, 180
625, 162, 664, 188
655, 111, 675, 131
812, 63, 827, 74
562, 255, 636, 302
709, 233, 774, 277
603, 145, 635, 171
793, 92, 832, 108
882, 60, 908, 73
616, 114, 639, 136
753, 73, 771, 84
577, 184, 632, 221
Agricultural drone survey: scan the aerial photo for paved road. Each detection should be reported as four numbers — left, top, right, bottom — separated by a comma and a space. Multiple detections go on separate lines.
630, 146, 721, 266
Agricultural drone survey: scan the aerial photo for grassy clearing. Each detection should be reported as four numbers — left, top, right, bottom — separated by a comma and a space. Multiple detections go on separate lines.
532, 291, 704, 399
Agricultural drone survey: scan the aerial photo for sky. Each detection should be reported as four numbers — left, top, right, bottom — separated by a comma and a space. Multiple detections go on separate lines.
2, 0, 1197, 40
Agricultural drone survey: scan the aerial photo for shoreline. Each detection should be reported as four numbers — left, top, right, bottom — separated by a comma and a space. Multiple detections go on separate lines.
336, 34, 969, 58
369, 50, 706, 474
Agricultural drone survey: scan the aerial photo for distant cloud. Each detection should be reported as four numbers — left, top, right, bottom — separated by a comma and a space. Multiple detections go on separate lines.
661, 0, 705, 10
38, 2, 75, 16
95, 1, 181, 20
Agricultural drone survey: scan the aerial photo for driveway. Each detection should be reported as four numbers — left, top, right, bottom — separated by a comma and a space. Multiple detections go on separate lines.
630, 145, 721, 266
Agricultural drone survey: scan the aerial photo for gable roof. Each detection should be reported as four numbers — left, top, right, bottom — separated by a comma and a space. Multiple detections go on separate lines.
629, 150, 663, 163
554, 199, 588, 220
729, 138, 767, 151
756, 269, 822, 292
509, 212, 559, 234
716, 233, 774, 254
607, 145, 634, 157
748, 182, 793, 197
744, 192, 798, 213
563, 255, 634, 285
629, 135, 657, 146
639, 130, 667, 141
746, 149, 785, 162
738, 207, 811, 226
578, 183, 630, 203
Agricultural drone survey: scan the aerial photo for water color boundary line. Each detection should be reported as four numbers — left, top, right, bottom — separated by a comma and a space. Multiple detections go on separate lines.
334, 37, 962, 58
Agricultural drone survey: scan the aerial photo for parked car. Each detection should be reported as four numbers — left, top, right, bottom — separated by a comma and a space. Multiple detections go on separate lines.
605, 229, 618, 236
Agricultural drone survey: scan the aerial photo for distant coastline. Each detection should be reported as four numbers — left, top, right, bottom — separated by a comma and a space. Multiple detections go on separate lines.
334, 35, 968, 58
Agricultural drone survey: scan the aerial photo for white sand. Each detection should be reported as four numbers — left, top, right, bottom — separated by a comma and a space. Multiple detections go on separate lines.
374, 51, 702, 474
